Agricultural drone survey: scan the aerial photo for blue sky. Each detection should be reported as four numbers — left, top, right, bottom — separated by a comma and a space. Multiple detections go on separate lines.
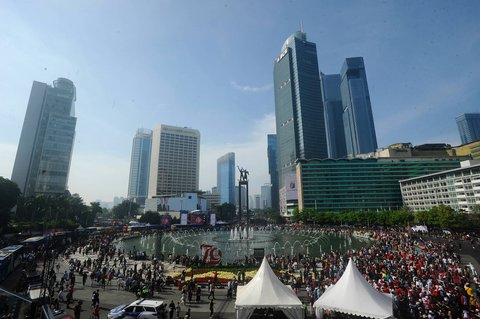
1, 0, 479, 204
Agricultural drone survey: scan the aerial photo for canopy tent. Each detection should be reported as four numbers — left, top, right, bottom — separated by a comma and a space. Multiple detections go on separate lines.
313, 258, 393, 319
235, 257, 304, 319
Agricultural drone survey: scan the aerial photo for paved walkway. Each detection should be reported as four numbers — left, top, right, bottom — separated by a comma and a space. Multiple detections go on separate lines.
54, 252, 239, 319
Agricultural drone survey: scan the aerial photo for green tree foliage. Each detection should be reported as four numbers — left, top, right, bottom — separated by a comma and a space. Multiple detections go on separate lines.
112, 200, 139, 220
215, 203, 236, 222
90, 202, 103, 216
13, 193, 90, 229
263, 208, 283, 224
0, 177, 21, 233
139, 211, 161, 224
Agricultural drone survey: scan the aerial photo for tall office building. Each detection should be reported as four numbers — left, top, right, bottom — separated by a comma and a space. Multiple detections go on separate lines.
340, 57, 378, 157
260, 184, 272, 209
456, 113, 480, 144
12, 78, 77, 195
321, 73, 347, 158
274, 31, 328, 214
274, 32, 327, 181
127, 128, 152, 205
267, 134, 279, 211
217, 152, 235, 205
148, 124, 200, 197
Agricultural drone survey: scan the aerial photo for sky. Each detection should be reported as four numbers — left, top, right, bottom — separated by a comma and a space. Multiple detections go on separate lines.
1, 0, 479, 204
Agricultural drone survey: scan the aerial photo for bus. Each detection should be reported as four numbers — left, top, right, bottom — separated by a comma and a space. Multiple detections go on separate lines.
0, 245, 24, 282
21, 236, 46, 251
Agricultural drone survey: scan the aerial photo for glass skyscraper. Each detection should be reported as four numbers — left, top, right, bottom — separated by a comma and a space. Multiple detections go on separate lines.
456, 113, 480, 144
274, 31, 328, 188
12, 78, 77, 195
321, 73, 347, 159
340, 57, 378, 157
128, 128, 152, 205
217, 152, 235, 205
148, 124, 200, 197
267, 134, 279, 211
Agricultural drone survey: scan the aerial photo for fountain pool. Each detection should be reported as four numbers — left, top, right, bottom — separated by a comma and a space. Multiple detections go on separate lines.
116, 229, 373, 264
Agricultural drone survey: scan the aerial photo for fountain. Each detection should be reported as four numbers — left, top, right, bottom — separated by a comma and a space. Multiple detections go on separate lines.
229, 226, 254, 241
117, 228, 373, 264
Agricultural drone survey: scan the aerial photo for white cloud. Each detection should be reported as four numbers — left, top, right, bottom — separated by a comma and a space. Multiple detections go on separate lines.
199, 113, 276, 195
230, 81, 272, 93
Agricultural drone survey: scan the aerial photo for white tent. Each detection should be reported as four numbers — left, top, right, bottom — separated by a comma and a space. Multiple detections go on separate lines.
235, 257, 304, 319
313, 258, 393, 319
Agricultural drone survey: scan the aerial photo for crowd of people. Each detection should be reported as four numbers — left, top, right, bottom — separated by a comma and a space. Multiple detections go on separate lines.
2, 226, 480, 319
266, 229, 480, 318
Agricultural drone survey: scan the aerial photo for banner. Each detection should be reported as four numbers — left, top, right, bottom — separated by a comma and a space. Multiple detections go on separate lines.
180, 213, 188, 225
210, 213, 216, 226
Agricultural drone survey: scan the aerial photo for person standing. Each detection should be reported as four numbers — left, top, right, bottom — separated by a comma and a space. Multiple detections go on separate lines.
209, 299, 214, 318
82, 272, 87, 286
73, 301, 82, 319
169, 300, 176, 319
175, 301, 181, 319
92, 303, 100, 319
208, 284, 215, 300
196, 286, 201, 303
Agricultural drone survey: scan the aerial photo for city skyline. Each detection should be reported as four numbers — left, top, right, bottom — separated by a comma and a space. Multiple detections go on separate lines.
1, 1, 479, 203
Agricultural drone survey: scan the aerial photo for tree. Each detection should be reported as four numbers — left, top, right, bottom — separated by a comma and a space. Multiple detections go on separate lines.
0, 177, 21, 233
90, 202, 103, 216
215, 203, 236, 222
112, 200, 139, 219
263, 208, 282, 224
139, 211, 161, 224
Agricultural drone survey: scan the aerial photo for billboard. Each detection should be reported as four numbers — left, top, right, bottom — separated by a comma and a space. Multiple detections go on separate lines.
285, 173, 298, 201
159, 215, 172, 227
190, 213, 206, 225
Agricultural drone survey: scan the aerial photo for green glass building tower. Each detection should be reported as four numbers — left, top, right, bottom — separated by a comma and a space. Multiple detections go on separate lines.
274, 31, 328, 190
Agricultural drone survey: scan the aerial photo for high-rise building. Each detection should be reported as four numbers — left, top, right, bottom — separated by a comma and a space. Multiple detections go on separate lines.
274, 31, 328, 212
267, 134, 279, 211
113, 196, 126, 207
217, 152, 235, 205
11, 78, 77, 195
260, 184, 272, 209
127, 128, 152, 205
253, 194, 261, 210
148, 124, 200, 197
202, 191, 221, 210
321, 73, 347, 159
340, 57, 378, 157
456, 113, 480, 144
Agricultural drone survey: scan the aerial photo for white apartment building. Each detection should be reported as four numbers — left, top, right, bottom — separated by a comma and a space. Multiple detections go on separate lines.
148, 124, 200, 197
400, 160, 480, 212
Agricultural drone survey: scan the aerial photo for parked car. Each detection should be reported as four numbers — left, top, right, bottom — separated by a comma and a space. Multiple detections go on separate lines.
107, 299, 166, 319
